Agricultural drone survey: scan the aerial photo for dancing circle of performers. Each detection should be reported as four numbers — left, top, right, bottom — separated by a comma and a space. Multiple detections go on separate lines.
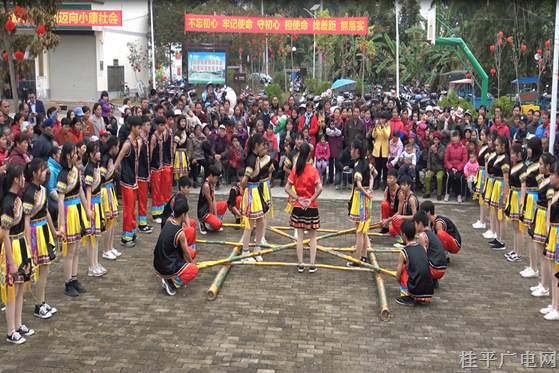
6, 109, 559, 346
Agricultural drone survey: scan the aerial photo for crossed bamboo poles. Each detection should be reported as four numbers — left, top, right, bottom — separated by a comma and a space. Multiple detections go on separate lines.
196, 221, 397, 321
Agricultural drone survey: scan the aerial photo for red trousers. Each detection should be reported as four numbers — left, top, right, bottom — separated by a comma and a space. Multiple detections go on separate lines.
437, 230, 461, 254
162, 166, 173, 201
176, 248, 198, 285
202, 201, 228, 231
151, 169, 166, 217
183, 219, 197, 246
381, 200, 395, 220
121, 184, 138, 241
137, 180, 149, 227
389, 216, 404, 237
429, 266, 446, 280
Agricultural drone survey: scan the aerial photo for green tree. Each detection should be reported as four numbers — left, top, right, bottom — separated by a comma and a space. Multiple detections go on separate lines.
0, 0, 58, 103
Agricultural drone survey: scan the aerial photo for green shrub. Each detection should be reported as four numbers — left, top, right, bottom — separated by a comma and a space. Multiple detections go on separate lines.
438, 91, 477, 116
490, 96, 515, 118
306, 79, 331, 95
265, 83, 283, 100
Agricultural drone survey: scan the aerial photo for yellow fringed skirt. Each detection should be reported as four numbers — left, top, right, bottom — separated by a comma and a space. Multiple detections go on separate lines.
63, 196, 90, 244
490, 178, 504, 220
29, 217, 56, 266
241, 182, 268, 229
483, 176, 494, 206
348, 187, 372, 233
545, 224, 559, 263
521, 191, 538, 227
474, 166, 486, 201
101, 182, 119, 220
0, 232, 33, 304
173, 148, 189, 179
504, 188, 521, 221
87, 194, 104, 237
531, 206, 547, 244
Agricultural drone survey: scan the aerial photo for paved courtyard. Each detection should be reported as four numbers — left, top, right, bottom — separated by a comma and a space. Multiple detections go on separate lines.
1, 196, 558, 372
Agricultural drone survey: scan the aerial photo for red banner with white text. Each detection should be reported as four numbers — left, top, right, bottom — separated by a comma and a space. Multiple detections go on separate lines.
184, 14, 368, 35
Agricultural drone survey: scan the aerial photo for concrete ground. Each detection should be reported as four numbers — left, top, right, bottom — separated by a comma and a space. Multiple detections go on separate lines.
0, 196, 558, 372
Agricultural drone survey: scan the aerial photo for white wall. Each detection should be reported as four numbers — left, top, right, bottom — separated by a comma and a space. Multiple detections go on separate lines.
92, 0, 150, 95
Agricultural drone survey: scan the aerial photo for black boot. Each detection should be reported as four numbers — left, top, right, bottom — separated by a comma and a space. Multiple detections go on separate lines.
72, 278, 87, 294
64, 281, 79, 297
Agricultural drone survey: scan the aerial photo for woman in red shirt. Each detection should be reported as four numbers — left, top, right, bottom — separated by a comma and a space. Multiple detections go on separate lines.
284, 142, 323, 273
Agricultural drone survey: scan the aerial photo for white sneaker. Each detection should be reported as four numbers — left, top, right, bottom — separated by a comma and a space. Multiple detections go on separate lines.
520, 267, 539, 278
96, 264, 107, 276
531, 287, 550, 297
530, 283, 543, 292
544, 309, 559, 320
102, 251, 117, 260
88, 266, 102, 277
482, 230, 496, 239
261, 238, 268, 245
254, 255, 264, 262
457, 195, 463, 203
111, 248, 122, 257
240, 251, 256, 263
153, 217, 162, 224
444, 194, 449, 202
540, 304, 553, 315
472, 220, 486, 229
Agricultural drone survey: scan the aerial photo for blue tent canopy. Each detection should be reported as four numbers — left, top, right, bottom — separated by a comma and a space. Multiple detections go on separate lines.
511, 76, 538, 85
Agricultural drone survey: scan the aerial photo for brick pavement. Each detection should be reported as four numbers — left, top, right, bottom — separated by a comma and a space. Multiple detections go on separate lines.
0, 197, 558, 372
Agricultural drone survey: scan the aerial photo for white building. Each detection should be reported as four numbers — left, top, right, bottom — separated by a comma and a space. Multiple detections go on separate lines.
35, 0, 150, 102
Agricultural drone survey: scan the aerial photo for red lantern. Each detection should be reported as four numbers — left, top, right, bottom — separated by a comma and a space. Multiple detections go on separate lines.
14, 50, 24, 61
489, 45, 496, 53
14, 5, 27, 20
4, 19, 16, 33
506, 36, 513, 44
497, 38, 503, 46
545, 39, 551, 49
490, 67, 497, 76
2, 51, 8, 62
465, 72, 471, 79
36, 24, 46, 36
520, 43, 528, 53
537, 48, 543, 55
497, 31, 504, 38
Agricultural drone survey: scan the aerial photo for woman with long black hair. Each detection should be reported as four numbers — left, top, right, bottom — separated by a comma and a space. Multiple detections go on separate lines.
23, 159, 59, 320
239, 134, 267, 262
487, 135, 511, 251
284, 142, 323, 273
1, 164, 34, 344
57, 142, 89, 297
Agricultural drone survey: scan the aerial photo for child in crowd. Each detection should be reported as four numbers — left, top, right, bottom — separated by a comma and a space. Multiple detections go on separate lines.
464, 152, 480, 197
397, 142, 416, 184
395, 220, 434, 306
314, 134, 330, 181
153, 195, 198, 296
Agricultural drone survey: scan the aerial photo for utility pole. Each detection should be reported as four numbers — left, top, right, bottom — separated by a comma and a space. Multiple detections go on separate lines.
149, 0, 156, 89
548, 0, 559, 152
395, 0, 400, 97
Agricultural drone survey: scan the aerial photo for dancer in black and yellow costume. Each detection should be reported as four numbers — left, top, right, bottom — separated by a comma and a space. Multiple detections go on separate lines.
529, 152, 555, 298
84, 141, 106, 278
519, 138, 544, 279
541, 162, 559, 320
239, 134, 268, 262
100, 136, 122, 260
1, 165, 34, 344
472, 129, 490, 230
503, 143, 526, 263
347, 140, 377, 266
259, 142, 275, 243
23, 159, 59, 320
57, 142, 89, 298
481, 132, 497, 240
173, 115, 189, 181
487, 136, 510, 251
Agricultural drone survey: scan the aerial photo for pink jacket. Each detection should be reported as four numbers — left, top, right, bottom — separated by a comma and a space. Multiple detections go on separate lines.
463, 160, 479, 177
315, 142, 330, 161
444, 142, 468, 171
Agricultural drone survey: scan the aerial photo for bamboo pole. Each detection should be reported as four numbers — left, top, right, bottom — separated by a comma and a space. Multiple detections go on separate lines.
271, 222, 381, 233
269, 226, 296, 240
315, 244, 397, 277
368, 250, 391, 321
197, 228, 356, 270
207, 246, 241, 301
231, 261, 378, 273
